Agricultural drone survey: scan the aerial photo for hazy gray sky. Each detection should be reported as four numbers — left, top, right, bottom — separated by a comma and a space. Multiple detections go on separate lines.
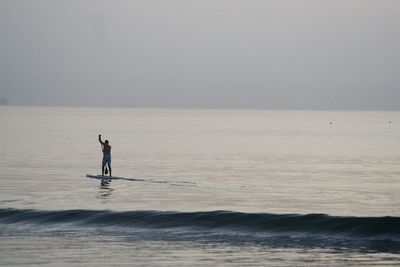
1, 0, 399, 110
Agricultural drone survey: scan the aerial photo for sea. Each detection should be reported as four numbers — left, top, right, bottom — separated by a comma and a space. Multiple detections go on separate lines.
0, 106, 400, 266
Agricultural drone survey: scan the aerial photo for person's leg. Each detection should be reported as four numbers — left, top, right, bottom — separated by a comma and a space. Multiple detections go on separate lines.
108, 158, 112, 177
102, 157, 106, 176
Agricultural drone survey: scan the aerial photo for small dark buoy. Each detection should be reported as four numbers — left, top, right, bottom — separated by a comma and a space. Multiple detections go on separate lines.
389, 121, 392, 124
329, 122, 333, 125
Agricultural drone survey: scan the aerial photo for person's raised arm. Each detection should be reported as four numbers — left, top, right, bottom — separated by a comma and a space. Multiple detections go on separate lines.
98, 134, 104, 145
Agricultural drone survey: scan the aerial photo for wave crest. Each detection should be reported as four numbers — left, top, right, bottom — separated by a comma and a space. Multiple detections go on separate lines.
1, 208, 399, 239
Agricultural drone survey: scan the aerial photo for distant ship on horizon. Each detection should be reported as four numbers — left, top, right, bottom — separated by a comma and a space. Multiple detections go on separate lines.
0, 98, 8, 105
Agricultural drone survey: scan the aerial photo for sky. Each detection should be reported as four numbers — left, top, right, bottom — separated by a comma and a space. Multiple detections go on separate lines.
0, 0, 399, 110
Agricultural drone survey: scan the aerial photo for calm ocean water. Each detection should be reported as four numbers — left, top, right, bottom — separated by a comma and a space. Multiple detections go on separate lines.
1, 106, 400, 266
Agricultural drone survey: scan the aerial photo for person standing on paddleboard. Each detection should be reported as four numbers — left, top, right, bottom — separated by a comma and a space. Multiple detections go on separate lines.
99, 134, 112, 177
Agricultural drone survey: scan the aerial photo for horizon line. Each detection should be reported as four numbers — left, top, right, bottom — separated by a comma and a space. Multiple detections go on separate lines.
2, 104, 400, 113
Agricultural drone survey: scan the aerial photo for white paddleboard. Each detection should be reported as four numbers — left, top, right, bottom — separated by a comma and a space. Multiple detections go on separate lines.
86, 174, 124, 180
86, 174, 196, 186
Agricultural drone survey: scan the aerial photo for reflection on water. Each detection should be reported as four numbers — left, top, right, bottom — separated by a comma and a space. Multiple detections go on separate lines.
97, 183, 114, 200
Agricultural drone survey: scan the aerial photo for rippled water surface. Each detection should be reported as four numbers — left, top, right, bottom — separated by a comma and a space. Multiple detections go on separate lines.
1, 106, 400, 266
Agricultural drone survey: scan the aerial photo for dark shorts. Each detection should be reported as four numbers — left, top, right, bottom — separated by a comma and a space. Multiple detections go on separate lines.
102, 154, 111, 167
